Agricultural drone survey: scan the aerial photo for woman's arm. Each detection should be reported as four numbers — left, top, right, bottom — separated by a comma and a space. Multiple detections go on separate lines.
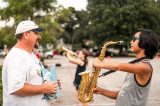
67, 53, 84, 66
93, 87, 119, 99
93, 58, 151, 75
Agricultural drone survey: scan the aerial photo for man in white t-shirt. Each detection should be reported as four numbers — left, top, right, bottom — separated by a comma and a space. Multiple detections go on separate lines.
2, 20, 58, 106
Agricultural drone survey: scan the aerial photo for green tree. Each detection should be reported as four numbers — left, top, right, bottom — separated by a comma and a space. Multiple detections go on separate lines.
1, 0, 56, 21
56, 7, 90, 49
0, 27, 15, 48
0, 0, 64, 48
87, 0, 160, 46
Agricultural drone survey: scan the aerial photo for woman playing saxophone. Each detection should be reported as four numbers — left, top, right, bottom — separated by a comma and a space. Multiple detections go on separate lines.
93, 29, 158, 106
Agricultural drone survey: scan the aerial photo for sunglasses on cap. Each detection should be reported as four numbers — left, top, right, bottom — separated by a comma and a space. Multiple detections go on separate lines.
132, 36, 140, 42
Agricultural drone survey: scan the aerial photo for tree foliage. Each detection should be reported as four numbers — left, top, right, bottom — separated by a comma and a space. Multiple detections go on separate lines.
0, 0, 160, 50
0, 27, 15, 48
0, 0, 65, 48
56, 7, 90, 49
87, 0, 160, 46
1, 0, 56, 21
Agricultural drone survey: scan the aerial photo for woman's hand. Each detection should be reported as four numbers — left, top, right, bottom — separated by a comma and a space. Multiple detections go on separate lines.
93, 87, 103, 95
93, 58, 102, 68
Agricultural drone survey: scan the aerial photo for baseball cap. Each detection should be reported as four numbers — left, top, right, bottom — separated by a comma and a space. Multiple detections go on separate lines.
15, 20, 44, 35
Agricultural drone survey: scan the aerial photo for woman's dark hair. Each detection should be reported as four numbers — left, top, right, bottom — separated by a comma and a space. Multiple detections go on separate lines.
81, 48, 89, 65
133, 29, 158, 59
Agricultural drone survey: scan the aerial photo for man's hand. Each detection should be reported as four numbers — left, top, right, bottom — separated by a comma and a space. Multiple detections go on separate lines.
57, 79, 62, 89
42, 81, 57, 94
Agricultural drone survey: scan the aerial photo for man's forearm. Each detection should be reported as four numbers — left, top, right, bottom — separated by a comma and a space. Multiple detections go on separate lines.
11, 83, 43, 96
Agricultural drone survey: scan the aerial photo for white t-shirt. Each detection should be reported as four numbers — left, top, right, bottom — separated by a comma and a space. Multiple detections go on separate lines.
2, 47, 49, 106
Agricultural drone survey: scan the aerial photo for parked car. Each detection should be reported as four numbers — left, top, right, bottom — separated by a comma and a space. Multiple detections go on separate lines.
53, 50, 59, 55
44, 50, 54, 59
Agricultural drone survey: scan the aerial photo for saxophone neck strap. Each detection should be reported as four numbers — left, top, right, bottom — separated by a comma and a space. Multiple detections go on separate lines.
99, 57, 147, 77
129, 57, 147, 63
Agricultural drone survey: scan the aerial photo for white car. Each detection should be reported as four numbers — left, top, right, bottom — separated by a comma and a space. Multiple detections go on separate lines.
44, 50, 54, 58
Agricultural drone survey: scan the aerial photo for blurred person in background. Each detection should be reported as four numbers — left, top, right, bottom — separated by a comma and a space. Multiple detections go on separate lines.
3, 45, 9, 57
33, 45, 41, 60
66, 48, 89, 106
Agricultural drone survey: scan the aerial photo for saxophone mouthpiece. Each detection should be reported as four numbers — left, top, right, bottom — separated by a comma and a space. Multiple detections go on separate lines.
118, 41, 123, 45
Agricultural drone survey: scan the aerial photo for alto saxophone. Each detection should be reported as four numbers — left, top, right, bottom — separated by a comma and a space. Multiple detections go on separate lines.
78, 41, 123, 103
